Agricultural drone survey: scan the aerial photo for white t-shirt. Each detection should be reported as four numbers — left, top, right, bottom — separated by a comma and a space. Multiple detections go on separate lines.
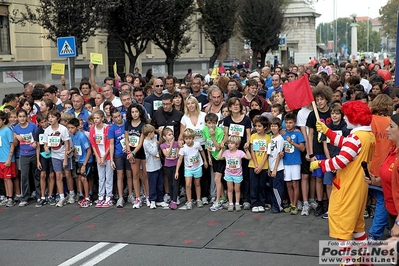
94, 126, 106, 157
180, 112, 206, 145
43, 124, 70, 160
297, 107, 311, 135
178, 142, 203, 170
268, 135, 284, 171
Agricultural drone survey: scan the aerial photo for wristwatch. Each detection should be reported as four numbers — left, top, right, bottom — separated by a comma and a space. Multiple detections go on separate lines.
395, 220, 399, 227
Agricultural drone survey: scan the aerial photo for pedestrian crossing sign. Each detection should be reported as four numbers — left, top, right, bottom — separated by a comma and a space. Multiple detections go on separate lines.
57, 36, 77, 58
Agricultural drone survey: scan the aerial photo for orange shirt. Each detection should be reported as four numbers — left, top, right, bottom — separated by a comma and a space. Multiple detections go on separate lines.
370, 115, 392, 175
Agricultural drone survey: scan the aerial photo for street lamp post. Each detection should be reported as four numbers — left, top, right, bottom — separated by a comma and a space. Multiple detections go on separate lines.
346, 22, 348, 56
367, 7, 370, 52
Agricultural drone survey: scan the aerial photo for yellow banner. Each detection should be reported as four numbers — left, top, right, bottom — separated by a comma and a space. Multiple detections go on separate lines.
113, 62, 117, 74
50, 63, 65, 75
90, 53, 103, 65
211, 67, 219, 79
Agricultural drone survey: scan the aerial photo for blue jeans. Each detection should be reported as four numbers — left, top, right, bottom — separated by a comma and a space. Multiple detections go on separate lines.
148, 169, 164, 202
369, 188, 389, 238
249, 168, 267, 207
270, 170, 284, 212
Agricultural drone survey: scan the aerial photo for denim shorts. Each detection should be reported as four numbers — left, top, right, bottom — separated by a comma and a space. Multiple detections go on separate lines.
323, 171, 335, 185
184, 167, 202, 178
224, 174, 243, 184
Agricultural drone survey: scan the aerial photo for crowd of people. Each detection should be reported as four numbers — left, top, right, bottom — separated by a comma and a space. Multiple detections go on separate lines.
0, 57, 398, 244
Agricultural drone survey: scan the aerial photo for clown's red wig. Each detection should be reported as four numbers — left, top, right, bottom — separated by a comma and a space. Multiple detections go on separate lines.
342, 100, 372, 126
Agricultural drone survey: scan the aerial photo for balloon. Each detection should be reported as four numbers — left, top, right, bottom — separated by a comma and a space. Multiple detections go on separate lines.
378, 69, 391, 81
383, 58, 390, 66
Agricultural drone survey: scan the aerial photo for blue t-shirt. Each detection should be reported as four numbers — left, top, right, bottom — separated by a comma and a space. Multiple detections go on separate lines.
13, 122, 37, 157
282, 130, 305, 165
0, 126, 15, 162
108, 121, 127, 157
266, 87, 282, 99
70, 130, 93, 164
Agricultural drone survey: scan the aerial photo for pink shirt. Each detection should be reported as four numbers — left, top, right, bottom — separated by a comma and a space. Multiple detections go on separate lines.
222, 149, 246, 176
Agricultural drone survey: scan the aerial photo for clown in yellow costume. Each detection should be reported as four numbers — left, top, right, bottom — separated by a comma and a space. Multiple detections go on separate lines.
310, 101, 375, 266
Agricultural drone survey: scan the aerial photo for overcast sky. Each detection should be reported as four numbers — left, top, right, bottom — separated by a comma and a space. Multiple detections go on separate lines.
314, 0, 389, 25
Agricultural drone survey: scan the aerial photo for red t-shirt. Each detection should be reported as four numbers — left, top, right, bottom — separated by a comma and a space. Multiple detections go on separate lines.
379, 145, 398, 216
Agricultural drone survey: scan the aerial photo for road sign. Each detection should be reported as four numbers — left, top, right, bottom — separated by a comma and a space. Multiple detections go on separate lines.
57, 36, 76, 58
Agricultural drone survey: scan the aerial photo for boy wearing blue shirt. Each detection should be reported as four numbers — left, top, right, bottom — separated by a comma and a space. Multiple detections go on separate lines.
282, 113, 305, 215
67, 118, 93, 208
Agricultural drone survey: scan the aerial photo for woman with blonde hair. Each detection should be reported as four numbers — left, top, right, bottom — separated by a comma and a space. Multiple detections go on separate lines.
178, 96, 210, 206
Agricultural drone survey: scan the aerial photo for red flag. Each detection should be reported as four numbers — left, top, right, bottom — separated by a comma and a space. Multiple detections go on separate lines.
282, 75, 314, 110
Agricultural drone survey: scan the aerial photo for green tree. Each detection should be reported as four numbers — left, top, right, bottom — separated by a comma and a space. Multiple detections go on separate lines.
102, 0, 167, 73
153, 0, 195, 76
356, 21, 381, 52
198, 0, 238, 68
238, 0, 287, 68
316, 18, 352, 53
380, 0, 399, 39
10, 0, 111, 87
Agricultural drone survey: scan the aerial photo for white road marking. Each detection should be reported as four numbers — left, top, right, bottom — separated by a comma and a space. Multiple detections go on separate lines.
80, 243, 128, 266
59, 242, 110, 266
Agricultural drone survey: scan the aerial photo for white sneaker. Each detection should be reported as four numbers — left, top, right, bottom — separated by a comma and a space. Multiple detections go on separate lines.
150, 201, 156, 209
252, 207, 259, 213
156, 202, 169, 207
163, 194, 171, 203
176, 196, 180, 205
258, 206, 265, 213
309, 199, 317, 210
297, 200, 303, 211
56, 198, 66, 207
116, 198, 124, 208
67, 194, 75, 204
132, 198, 142, 209
210, 197, 216, 204
127, 194, 135, 203
301, 204, 310, 216
146, 196, 151, 207
202, 197, 209, 205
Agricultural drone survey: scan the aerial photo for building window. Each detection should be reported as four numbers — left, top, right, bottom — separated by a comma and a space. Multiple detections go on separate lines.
0, 5, 11, 55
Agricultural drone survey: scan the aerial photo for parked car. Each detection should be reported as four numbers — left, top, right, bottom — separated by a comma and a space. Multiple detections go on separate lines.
214, 59, 242, 71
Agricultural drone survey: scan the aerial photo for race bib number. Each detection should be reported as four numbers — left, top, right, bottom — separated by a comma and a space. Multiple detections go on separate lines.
253, 139, 267, 151
120, 138, 126, 150
39, 134, 45, 145
206, 139, 216, 152
189, 154, 200, 168
167, 148, 177, 160
226, 157, 240, 170
75, 145, 82, 156
0, 136, 2, 147
129, 135, 139, 147
20, 133, 33, 144
284, 141, 294, 153
48, 136, 61, 147
194, 129, 203, 138
153, 100, 162, 111
229, 124, 244, 137
95, 134, 103, 145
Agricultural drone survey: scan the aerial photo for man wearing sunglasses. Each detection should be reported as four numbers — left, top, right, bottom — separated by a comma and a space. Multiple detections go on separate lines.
145, 78, 164, 114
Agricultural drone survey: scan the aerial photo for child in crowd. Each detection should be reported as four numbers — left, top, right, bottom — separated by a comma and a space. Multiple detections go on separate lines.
109, 108, 130, 208
7, 110, 21, 201
0, 111, 16, 207
68, 118, 93, 208
34, 113, 55, 206
217, 104, 229, 129
249, 116, 271, 213
282, 113, 305, 215
43, 109, 72, 207
160, 127, 180, 210
203, 113, 226, 212
218, 135, 251, 211
269, 117, 285, 213
175, 128, 208, 210
271, 104, 283, 120
125, 103, 149, 209
143, 124, 167, 209
13, 109, 38, 206
89, 110, 113, 208
60, 112, 76, 203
